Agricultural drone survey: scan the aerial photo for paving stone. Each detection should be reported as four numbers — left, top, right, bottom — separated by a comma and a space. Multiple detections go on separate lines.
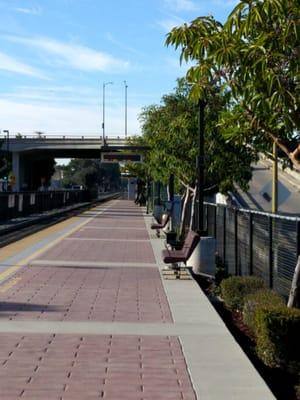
0, 201, 196, 400
0, 267, 172, 323
0, 333, 196, 400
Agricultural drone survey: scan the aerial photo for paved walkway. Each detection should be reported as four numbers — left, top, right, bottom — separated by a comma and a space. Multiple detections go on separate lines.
0, 199, 275, 399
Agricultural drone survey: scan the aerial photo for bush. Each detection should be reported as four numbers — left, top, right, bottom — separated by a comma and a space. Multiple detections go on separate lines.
220, 276, 265, 311
255, 305, 300, 371
243, 289, 285, 333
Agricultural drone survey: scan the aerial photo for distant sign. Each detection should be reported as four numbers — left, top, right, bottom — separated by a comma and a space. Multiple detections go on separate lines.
101, 152, 143, 163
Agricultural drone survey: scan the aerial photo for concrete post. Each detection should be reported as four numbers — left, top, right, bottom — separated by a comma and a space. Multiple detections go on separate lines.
12, 152, 20, 192
12, 152, 25, 192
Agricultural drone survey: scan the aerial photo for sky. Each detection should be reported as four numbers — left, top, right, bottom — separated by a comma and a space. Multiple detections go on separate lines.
0, 0, 237, 138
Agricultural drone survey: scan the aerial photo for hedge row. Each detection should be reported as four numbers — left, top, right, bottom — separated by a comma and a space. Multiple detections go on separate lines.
243, 288, 285, 333
219, 276, 265, 311
219, 276, 300, 371
255, 305, 300, 371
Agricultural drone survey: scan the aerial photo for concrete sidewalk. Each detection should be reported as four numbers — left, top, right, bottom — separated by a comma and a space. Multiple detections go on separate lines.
144, 212, 275, 400
0, 199, 275, 399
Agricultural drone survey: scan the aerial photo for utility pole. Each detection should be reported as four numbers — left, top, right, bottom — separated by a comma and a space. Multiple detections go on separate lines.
3, 130, 9, 153
3, 130, 10, 190
102, 82, 113, 146
197, 100, 206, 234
124, 81, 128, 138
272, 142, 278, 213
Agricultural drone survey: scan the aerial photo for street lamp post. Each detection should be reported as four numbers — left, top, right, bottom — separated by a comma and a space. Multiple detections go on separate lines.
272, 142, 278, 213
3, 130, 9, 153
197, 100, 206, 234
3, 130, 10, 191
102, 82, 113, 145
124, 81, 128, 138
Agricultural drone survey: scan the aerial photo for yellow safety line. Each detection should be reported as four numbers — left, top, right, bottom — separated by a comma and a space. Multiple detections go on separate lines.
0, 276, 22, 293
0, 199, 118, 285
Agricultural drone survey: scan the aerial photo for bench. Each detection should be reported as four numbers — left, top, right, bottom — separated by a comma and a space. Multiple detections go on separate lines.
151, 213, 170, 237
162, 230, 200, 266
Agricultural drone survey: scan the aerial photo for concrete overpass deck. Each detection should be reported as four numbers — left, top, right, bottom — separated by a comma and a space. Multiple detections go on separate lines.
0, 135, 147, 191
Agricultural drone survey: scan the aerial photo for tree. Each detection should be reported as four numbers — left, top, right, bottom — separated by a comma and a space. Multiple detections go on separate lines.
0, 155, 9, 177
31, 157, 56, 189
131, 80, 255, 233
166, 0, 300, 170
138, 79, 254, 193
62, 159, 121, 191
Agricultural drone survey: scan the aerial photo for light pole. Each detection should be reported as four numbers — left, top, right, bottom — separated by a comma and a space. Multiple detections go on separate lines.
3, 129, 9, 153
3, 130, 9, 190
197, 100, 206, 234
124, 80, 128, 138
102, 81, 113, 145
272, 142, 278, 213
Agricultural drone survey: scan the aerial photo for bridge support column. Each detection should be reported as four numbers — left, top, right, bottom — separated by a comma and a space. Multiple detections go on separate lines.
12, 152, 24, 192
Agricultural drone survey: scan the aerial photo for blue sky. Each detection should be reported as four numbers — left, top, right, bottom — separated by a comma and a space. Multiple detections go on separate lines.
0, 0, 237, 136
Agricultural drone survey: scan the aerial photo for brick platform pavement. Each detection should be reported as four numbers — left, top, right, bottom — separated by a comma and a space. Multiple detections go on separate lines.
0, 334, 195, 400
0, 266, 172, 322
0, 200, 197, 400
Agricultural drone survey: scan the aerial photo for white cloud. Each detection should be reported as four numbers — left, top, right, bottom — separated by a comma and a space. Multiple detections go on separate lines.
3, 85, 97, 105
164, 0, 198, 12
14, 6, 42, 15
105, 32, 143, 57
0, 51, 45, 78
5, 35, 129, 72
158, 16, 185, 32
0, 99, 141, 135
212, 0, 239, 7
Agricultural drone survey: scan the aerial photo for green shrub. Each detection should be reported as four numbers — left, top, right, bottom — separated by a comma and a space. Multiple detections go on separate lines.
255, 305, 300, 371
243, 289, 285, 333
220, 276, 265, 311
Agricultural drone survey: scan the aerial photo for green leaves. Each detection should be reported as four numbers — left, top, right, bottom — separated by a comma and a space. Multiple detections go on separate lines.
138, 79, 255, 193
166, 0, 300, 170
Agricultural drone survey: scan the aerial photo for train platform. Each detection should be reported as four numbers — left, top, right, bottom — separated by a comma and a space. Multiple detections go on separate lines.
0, 199, 275, 400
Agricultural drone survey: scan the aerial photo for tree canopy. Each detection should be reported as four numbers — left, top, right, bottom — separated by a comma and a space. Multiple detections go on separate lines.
61, 159, 121, 191
30, 156, 56, 189
166, 0, 300, 170
134, 79, 255, 193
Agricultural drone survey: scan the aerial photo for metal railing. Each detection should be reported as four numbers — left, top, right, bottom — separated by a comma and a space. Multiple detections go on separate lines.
0, 133, 134, 140
0, 190, 91, 222
204, 202, 300, 298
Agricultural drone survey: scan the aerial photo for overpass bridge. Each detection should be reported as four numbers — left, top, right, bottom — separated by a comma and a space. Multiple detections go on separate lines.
0, 134, 146, 191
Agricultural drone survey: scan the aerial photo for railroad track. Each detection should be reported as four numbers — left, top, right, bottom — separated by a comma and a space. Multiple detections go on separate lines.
0, 193, 120, 248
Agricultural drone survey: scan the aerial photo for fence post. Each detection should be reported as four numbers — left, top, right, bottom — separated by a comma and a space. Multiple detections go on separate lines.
223, 207, 226, 268
234, 209, 239, 275
206, 204, 209, 234
249, 213, 253, 275
268, 216, 273, 288
214, 206, 217, 238
297, 220, 300, 257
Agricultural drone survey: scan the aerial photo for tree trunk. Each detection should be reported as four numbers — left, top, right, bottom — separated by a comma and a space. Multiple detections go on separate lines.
288, 256, 300, 308
244, 106, 300, 172
189, 186, 197, 231
179, 188, 190, 237
0, 158, 7, 173
167, 184, 170, 201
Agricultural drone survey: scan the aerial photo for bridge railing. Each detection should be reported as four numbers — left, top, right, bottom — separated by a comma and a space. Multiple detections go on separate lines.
0, 133, 134, 140
0, 190, 91, 222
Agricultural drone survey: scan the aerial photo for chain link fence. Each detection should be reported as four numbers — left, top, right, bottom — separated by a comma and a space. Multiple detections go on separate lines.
204, 202, 300, 298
